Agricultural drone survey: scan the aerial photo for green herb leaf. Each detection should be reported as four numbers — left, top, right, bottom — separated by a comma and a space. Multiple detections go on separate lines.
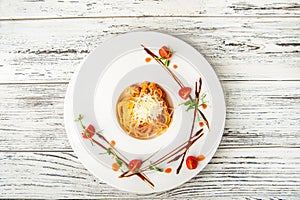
155, 57, 165, 61
107, 147, 113, 155
180, 92, 208, 112
200, 93, 207, 105
186, 105, 194, 111
183, 100, 192, 106
85, 131, 90, 137
115, 157, 123, 167
75, 114, 83, 122
164, 59, 170, 67
149, 165, 163, 172
75, 114, 86, 129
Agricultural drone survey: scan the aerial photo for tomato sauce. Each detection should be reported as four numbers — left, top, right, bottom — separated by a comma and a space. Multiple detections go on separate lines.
145, 57, 151, 62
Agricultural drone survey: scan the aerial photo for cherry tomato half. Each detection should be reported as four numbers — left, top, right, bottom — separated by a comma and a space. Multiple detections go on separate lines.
82, 124, 95, 139
128, 159, 142, 173
159, 46, 172, 59
178, 87, 192, 100
186, 156, 198, 170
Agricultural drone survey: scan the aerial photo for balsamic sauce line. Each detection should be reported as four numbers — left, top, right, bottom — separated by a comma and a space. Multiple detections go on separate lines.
176, 79, 201, 174
141, 44, 184, 88
91, 134, 155, 188
141, 45, 210, 130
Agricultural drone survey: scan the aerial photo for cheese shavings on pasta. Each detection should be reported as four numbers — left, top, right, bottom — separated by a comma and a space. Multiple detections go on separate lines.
132, 93, 165, 123
116, 82, 173, 140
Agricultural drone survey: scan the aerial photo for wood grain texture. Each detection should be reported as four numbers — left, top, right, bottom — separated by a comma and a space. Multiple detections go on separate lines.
0, 0, 299, 19
0, 17, 299, 83
1, 148, 299, 198
0, 0, 299, 198
0, 81, 299, 151
0, 84, 68, 151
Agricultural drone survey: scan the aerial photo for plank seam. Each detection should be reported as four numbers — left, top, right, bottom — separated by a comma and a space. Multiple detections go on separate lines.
0, 146, 299, 153
0, 80, 299, 86
0, 15, 300, 21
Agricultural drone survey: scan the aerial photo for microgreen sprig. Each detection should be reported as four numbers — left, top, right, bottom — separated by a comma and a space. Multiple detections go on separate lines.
142, 45, 210, 130
154, 47, 174, 67
149, 165, 163, 172
107, 147, 126, 172
154, 56, 171, 67
75, 114, 86, 129
148, 161, 163, 172
179, 92, 207, 111
75, 115, 154, 187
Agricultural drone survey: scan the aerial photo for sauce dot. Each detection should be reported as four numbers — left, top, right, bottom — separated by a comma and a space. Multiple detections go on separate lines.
197, 154, 206, 162
164, 168, 172, 173
112, 163, 119, 171
110, 140, 116, 147
173, 64, 178, 69
145, 57, 151, 62
202, 103, 207, 109
199, 122, 204, 127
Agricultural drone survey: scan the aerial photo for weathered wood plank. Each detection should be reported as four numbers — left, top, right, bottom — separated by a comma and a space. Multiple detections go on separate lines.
0, 84, 68, 151
0, 17, 299, 83
0, 81, 299, 151
0, 0, 299, 19
0, 148, 299, 198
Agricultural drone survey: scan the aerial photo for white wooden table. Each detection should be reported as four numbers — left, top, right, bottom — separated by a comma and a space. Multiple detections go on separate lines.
0, 0, 299, 198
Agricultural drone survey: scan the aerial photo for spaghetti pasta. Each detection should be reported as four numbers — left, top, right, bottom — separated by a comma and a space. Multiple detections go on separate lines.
116, 82, 173, 140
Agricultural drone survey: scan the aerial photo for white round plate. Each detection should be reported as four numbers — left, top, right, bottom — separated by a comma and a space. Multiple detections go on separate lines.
64, 31, 226, 193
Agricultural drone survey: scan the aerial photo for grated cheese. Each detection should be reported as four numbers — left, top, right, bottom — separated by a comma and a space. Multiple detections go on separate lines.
132, 93, 164, 123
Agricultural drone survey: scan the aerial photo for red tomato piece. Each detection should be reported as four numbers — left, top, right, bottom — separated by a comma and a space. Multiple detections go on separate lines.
186, 156, 198, 170
82, 124, 95, 139
128, 159, 142, 173
159, 46, 172, 59
178, 87, 192, 100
